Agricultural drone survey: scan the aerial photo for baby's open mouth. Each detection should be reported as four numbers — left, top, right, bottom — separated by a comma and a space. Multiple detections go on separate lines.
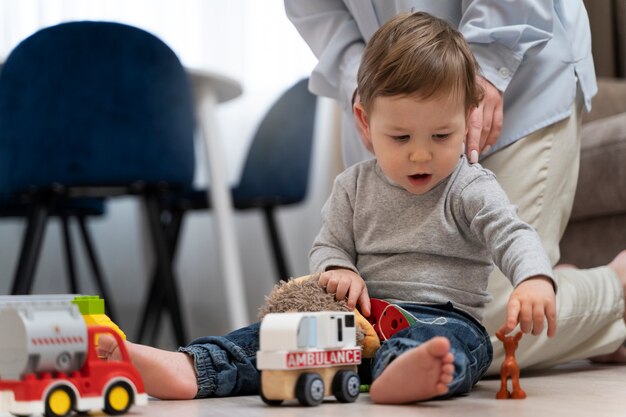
408, 173, 432, 186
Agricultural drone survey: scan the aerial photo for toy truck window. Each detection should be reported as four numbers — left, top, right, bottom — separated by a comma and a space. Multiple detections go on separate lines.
345, 314, 354, 328
337, 317, 343, 342
297, 316, 317, 348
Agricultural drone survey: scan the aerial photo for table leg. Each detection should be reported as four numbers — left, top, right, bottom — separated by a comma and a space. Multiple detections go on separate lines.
196, 86, 249, 330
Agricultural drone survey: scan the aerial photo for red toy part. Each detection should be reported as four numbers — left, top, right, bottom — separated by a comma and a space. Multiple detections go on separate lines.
367, 299, 418, 341
0, 326, 147, 416
378, 305, 412, 340
367, 299, 391, 341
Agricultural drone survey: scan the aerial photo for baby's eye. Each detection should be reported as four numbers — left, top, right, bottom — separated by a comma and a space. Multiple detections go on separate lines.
391, 135, 410, 142
432, 133, 450, 140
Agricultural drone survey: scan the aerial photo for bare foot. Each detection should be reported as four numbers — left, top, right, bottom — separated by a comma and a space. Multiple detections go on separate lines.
96, 334, 197, 399
369, 336, 455, 404
589, 345, 626, 363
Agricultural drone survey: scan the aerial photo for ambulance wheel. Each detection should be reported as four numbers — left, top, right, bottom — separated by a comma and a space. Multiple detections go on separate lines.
259, 375, 283, 406
295, 373, 324, 406
103, 381, 134, 415
45, 385, 75, 417
332, 370, 360, 403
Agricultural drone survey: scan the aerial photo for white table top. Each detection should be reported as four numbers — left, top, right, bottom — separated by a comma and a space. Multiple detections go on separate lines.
187, 67, 243, 104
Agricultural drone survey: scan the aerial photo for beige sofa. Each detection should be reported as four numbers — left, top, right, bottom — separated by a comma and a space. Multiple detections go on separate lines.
559, 1, 626, 267
560, 79, 626, 267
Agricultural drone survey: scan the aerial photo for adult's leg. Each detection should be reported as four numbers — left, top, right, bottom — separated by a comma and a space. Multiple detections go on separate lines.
481, 101, 626, 375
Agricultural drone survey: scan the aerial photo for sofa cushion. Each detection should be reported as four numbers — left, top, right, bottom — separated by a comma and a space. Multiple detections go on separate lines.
583, 78, 626, 123
570, 112, 626, 220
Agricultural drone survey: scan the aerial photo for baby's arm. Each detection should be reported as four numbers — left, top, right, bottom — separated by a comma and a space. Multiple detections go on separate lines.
500, 276, 557, 337
97, 335, 197, 400
318, 268, 371, 317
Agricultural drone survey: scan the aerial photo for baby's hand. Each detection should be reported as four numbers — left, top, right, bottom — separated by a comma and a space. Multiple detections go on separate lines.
318, 268, 371, 317
500, 276, 556, 337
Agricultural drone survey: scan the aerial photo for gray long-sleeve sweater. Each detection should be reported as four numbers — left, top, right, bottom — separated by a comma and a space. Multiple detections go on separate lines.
310, 156, 555, 323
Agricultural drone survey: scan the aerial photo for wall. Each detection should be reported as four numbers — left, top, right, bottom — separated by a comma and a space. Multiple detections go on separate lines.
0, 0, 344, 348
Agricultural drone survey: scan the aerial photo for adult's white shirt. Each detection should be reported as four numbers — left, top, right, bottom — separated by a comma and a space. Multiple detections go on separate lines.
285, 0, 597, 167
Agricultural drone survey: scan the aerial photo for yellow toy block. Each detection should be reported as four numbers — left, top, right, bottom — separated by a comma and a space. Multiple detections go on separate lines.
73, 295, 126, 340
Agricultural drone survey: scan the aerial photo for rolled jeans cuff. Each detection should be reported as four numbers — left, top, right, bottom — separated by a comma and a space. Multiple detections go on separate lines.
178, 344, 218, 398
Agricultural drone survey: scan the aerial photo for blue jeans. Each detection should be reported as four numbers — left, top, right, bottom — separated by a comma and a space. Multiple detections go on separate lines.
180, 304, 492, 399
370, 303, 492, 398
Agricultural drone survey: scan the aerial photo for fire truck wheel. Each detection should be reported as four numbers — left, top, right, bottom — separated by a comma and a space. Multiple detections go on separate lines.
103, 381, 134, 415
332, 370, 360, 403
44, 385, 75, 417
295, 373, 325, 406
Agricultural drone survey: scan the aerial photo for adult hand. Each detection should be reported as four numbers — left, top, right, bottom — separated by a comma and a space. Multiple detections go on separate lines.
467, 76, 503, 163
318, 267, 371, 317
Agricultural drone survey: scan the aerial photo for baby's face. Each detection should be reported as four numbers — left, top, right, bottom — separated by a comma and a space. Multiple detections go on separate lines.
365, 93, 468, 195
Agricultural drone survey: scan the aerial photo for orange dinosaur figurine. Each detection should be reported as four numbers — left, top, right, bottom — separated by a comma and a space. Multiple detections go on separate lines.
495, 330, 526, 399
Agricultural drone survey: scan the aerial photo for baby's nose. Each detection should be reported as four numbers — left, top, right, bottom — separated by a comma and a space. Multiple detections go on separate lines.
409, 148, 432, 162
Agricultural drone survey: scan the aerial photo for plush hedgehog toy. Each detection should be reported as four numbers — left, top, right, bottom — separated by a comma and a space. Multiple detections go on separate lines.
258, 274, 381, 358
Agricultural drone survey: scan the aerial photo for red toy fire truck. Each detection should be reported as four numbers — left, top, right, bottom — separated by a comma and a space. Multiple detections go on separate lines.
0, 297, 146, 417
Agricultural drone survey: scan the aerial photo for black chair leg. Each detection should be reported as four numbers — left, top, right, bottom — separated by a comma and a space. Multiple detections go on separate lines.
61, 215, 79, 294
136, 269, 163, 344
77, 214, 118, 324
143, 194, 187, 346
148, 209, 184, 346
11, 204, 49, 295
137, 211, 168, 344
136, 208, 184, 345
262, 206, 290, 281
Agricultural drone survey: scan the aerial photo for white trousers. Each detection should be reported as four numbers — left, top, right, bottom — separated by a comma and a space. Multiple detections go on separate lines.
481, 100, 626, 375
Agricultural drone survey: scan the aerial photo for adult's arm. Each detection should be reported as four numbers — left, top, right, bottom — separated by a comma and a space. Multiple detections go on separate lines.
284, 0, 365, 111
460, 0, 555, 157
460, 0, 554, 93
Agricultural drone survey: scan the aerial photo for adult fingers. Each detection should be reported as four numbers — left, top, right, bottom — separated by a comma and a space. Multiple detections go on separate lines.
466, 104, 483, 163
476, 76, 503, 152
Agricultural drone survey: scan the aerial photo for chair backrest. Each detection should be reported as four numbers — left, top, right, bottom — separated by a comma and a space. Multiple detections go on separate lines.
0, 21, 195, 201
232, 78, 317, 207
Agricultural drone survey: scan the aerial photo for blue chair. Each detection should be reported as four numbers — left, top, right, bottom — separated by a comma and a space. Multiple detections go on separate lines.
137, 78, 317, 342
0, 21, 196, 345
0, 197, 108, 307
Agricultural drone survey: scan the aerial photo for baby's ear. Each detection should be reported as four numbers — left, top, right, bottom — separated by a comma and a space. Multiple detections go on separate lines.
353, 101, 372, 143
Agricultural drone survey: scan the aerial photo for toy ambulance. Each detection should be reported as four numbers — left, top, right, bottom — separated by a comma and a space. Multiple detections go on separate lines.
256, 311, 361, 406
0, 296, 146, 417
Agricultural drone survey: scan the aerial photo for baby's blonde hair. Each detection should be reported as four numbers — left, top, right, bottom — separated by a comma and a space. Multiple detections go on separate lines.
358, 12, 483, 112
